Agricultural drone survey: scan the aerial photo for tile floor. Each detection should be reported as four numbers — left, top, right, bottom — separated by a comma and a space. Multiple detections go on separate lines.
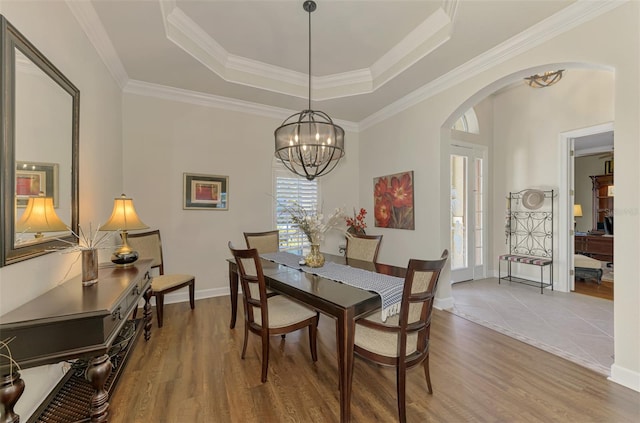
449, 278, 613, 375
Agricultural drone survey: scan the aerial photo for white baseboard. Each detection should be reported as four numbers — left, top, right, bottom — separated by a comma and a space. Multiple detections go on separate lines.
434, 296, 454, 310
142, 286, 229, 307
609, 363, 640, 392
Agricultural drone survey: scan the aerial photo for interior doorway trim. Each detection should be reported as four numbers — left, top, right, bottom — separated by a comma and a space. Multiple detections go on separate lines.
558, 121, 614, 293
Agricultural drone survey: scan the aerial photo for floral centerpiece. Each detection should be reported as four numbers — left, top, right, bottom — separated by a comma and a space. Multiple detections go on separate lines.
345, 208, 367, 235
281, 201, 345, 267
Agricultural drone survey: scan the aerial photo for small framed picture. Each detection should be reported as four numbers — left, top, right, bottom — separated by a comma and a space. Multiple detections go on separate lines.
183, 173, 228, 210
604, 160, 613, 174
16, 161, 59, 207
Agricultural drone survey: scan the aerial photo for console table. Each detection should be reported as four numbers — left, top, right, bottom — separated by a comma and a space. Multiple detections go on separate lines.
0, 259, 153, 423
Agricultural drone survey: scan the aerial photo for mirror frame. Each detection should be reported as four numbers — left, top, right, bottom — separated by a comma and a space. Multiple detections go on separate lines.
0, 15, 79, 267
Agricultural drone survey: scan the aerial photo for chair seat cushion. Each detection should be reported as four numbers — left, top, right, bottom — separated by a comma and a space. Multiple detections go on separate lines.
152, 274, 194, 291
355, 313, 417, 358
255, 296, 316, 329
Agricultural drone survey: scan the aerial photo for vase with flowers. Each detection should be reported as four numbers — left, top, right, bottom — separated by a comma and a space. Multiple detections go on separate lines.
53, 224, 117, 286
281, 201, 345, 267
346, 208, 367, 235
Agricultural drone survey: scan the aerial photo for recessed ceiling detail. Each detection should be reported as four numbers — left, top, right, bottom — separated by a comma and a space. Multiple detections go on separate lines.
160, 0, 456, 101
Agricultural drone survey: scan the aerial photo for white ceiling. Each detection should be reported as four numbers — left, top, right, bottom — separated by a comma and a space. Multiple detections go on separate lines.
574, 131, 614, 156
67, 0, 616, 124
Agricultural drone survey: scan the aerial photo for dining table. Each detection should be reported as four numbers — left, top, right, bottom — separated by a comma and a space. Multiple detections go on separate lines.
227, 252, 406, 423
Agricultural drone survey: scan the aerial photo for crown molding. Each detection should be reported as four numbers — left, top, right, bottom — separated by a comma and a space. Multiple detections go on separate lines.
123, 80, 359, 133
359, 0, 626, 131
369, 7, 451, 89
65, 0, 128, 89
158, 1, 452, 100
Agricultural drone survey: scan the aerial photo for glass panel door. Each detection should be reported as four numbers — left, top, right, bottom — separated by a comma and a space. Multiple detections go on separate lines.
450, 144, 487, 282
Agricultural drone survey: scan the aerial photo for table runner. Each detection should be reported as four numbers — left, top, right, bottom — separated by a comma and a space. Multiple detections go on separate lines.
260, 251, 404, 321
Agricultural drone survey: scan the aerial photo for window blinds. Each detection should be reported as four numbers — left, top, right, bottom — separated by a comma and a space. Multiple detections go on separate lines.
275, 175, 318, 250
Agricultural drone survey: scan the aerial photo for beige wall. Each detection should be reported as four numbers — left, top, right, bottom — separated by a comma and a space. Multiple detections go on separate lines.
122, 94, 360, 297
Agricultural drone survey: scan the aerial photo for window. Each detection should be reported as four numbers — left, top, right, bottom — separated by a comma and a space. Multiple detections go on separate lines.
274, 168, 319, 250
452, 108, 480, 134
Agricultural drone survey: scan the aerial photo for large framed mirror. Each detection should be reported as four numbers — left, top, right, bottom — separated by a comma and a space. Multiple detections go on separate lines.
1, 15, 79, 266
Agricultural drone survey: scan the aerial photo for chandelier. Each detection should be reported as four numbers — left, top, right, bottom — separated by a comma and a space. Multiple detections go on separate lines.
274, 0, 345, 181
524, 70, 565, 88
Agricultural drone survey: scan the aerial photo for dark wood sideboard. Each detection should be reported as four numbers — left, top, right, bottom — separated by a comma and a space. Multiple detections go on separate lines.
0, 259, 153, 423
575, 235, 613, 262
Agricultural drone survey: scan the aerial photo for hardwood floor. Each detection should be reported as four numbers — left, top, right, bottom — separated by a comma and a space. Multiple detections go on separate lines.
574, 278, 614, 300
109, 296, 639, 422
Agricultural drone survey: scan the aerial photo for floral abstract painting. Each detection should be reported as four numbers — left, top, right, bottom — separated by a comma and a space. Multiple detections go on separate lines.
373, 171, 415, 230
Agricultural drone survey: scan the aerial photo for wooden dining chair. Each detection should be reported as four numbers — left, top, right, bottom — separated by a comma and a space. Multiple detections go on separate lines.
243, 230, 280, 253
346, 234, 383, 262
353, 250, 448, 423
228, 242, 318, 383
128, 230, 195, 328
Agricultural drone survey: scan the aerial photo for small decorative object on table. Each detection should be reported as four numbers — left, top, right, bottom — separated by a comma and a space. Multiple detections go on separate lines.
346, 207, 367, 235
281, 201, 345, 268
53, 224, 117, 286
0, 337, 24, 423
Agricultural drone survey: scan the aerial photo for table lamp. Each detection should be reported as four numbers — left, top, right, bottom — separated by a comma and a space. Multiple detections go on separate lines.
573, 204, 583, 229
101, 194, 149, 266
16, 194, 68, 238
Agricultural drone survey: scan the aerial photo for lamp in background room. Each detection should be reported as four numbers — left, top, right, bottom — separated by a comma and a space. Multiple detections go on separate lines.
16, 193, 67, 238
101, 194, 149, 266
573, 204, 583, 230
524, 70, 564, 88
274, 0, 345, 181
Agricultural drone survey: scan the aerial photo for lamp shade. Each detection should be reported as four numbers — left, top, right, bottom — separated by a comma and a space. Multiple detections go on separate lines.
100, 194, 149, 231
16, 196, 67, 236
573, 204, 583, 217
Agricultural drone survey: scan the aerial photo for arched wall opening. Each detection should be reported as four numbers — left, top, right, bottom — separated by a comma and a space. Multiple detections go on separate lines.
438, 61, 615, 373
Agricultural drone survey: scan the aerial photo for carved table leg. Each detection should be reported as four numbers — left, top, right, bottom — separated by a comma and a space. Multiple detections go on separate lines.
85, 354, 112, 423
143, 287, 153, 341
0, 372, 25, 423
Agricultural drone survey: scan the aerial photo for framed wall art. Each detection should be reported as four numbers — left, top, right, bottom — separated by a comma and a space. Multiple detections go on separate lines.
16, 161, 59, 207
604, 160, 613, 174
373, 170, 415, 230
183, 173, 229, 210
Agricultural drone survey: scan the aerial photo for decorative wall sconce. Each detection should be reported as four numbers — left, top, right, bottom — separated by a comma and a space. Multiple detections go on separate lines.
524, 70, 564, 88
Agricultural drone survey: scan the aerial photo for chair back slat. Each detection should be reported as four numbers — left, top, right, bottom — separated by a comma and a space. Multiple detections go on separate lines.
398, 250, 448, 360
346, 234, 383, 262
228, 242, 269, 328
128, 230, 165, 274
244, 230, 279, 254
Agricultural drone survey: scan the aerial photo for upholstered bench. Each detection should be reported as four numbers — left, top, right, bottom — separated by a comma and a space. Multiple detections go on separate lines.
574, 254, 603, 284
498, 254, 553, 294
